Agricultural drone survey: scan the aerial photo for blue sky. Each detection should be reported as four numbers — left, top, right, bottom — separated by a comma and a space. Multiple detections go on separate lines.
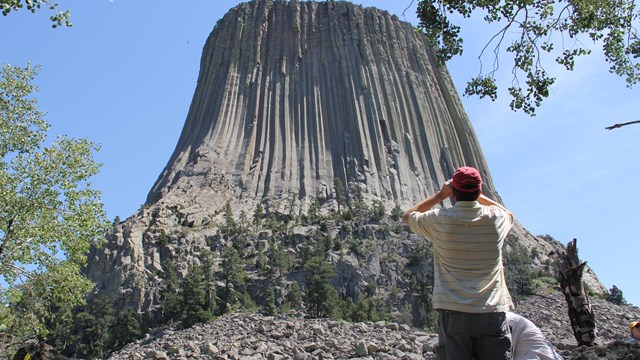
3, 1, 639, 307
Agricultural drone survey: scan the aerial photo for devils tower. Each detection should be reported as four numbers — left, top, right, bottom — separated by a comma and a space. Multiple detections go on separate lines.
145, 0, 497, 212
85, 0, 605, 317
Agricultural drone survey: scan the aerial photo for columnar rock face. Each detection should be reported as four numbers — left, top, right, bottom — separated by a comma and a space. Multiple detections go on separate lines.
85, 0, 606, 316
146, 0, 496, 213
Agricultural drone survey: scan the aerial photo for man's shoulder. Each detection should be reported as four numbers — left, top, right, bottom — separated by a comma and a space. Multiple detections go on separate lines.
408, 207, 450, 228
479, 203, 512, 217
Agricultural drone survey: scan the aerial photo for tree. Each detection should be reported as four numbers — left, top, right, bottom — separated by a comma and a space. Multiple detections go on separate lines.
0, 63, 108, 351
219, 246, 245, 314
283, 282, 303, 311
1, 272, 79, 356
220, 202, 238, 239
417, 0, 640, 115
262, 283, 277, 316
307, 196, 321, 223
181, 264, 213, 327
200, 249, 218, 315
390, 204, 403, 221
159, 259, 182, 323
252, 202, 264, 230
350, 292, 380, 323
74, 294, 114, 359
0, 0, 72, 28
109, 308, 142, 351
303, 256, 338, 318
405, 240, 437, 329
268, 241, 290, 276
256, 247, 267, 271
609, 285, 625, 305
503, 236, 536, 301
370, 200, 386, 221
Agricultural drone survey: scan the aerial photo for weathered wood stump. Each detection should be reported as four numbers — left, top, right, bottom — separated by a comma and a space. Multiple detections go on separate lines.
556, 238, 596, 346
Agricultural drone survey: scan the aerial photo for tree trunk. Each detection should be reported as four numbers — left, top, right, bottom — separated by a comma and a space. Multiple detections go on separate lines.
556, 238, 596, 346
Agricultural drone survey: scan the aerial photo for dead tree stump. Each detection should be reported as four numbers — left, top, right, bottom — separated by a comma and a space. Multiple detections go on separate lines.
556, 238, 596, 346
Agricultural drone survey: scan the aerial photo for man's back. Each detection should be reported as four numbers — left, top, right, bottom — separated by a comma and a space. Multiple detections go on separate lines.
408, 200, 514, 313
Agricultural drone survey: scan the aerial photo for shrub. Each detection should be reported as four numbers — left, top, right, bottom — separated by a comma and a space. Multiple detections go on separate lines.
608, 285, 625, 305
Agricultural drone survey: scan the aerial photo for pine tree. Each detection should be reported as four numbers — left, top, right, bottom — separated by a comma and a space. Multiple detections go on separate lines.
263, 284, 277, 315
74, 294, 114, 359
370, 200, 386, 222
253, 203, 264, 231
303, 256, 337, 318
390, 204, 403, 221
308, 196, 321, 223
160, 259, 183, 323
221, 202, 239, 241
219, 246, 246, 314
5, 275, 77, 355
200, 249, 218, 315
269, 241, 290, 276
182, 264, 213, 327
256, 247, 267, 271
406, 240, 437, 329
284, 282, 303, 311
609, 285, 625, 305
110, 308, 142, 351
333, 177, 346, 213
503, 236, 536, 301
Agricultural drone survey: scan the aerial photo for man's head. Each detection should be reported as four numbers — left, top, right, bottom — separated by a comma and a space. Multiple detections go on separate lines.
630, 321, 640, 340
451, 166, 482, 201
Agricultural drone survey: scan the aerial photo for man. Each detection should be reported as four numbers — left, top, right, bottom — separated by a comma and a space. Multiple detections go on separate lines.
402, 166, 515, 360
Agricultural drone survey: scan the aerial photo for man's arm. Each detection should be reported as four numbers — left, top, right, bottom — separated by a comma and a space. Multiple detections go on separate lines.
401, 180, 451, 225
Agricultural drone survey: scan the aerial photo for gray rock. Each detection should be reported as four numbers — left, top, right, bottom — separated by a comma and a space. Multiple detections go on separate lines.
356, 341, 368, 356
201, 342, 219, 356
145, 349, 168, 360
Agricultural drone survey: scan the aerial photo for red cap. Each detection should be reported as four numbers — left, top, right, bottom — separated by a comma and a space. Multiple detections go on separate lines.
451, 166, 482, 192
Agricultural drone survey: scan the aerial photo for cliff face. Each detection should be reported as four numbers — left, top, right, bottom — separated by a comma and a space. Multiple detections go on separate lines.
85, 0, 605, 316
145, 0, 494, 213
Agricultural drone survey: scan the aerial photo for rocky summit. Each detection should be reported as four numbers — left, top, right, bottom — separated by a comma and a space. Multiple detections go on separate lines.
108, 291, 640, 359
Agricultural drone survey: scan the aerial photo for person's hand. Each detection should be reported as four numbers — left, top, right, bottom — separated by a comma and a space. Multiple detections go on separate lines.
438, 179, 452, 200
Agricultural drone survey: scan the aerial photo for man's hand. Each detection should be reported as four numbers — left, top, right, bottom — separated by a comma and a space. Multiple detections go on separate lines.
438, 180, 452, 200
402, 179, 452, 225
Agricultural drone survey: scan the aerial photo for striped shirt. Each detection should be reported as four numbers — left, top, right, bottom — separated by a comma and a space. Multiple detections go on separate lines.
408, 201, 515, 313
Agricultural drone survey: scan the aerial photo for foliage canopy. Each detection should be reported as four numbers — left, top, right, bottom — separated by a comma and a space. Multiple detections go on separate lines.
0, 0, 71, 27
0, 63, 108, 348
417, 0, 640, 114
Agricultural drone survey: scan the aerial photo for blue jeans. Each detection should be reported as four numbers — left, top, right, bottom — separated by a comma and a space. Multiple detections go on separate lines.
437, 309, 512, 360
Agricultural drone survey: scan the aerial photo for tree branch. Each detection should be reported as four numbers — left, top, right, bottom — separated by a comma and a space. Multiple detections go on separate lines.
478, 7, 523, 76
0, 217, 15, 260
605, 120, 640, 130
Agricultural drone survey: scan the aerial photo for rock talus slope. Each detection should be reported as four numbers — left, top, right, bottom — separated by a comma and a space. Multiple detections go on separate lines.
107, 294, 640, 359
